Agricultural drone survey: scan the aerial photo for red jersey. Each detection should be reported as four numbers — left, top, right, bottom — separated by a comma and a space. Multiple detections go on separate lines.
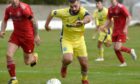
108, 3, 130, 35
4, 2, 34, 38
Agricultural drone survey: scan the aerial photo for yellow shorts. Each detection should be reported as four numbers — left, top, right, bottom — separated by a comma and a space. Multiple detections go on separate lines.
61, 39, 87, 57
98, 31, 112, 43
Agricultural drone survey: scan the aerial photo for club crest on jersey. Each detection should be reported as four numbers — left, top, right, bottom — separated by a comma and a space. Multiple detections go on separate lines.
63, 47, 67, 51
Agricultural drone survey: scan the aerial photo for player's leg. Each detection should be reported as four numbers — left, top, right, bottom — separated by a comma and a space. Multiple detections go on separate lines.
104, 34, 112, 47
95, 32, 106, 61
23, 53, 38, 66
117, 34, 137, 60
61, 39, 73, 78
75, 40, 89, 84
61, 53, 73, 78
21, 38, 38, 67
78, 57, 89, 84
7, 42, 18, 84
114, 42, 127, 67
95, 41, 104, 61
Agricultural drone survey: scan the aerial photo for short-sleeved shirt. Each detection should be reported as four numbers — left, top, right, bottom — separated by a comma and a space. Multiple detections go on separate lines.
108, 3, 130, 36
51, 7, 89, 41
4, 2, 34, 38
93, 7, 108, 26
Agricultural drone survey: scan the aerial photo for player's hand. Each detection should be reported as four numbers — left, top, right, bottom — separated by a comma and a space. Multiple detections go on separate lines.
34, 35, 40, 46
123, 28, 127, 35
126, 36, 129, 40
75, 20, 84, 27
99, 26, 105, 32
0, 31, 5, 38
45, 25, 51, 31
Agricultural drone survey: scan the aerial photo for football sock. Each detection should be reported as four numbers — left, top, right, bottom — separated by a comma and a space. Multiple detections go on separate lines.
120, 46, 131, 53
7, 64, 16, 78
114, 50, 125, 63
81, 71, 88, 80
99, 48, 104, 58
82, 75, 88, 80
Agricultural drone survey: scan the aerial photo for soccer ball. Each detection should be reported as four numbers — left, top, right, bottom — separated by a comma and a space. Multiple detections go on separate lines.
46, 78, 61, 84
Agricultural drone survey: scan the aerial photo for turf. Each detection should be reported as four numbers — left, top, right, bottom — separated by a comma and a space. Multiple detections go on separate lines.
0, 25, 140, 84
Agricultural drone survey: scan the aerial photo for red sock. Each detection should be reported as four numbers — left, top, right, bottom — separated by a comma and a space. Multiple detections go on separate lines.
120, 46, 131, 53
114, 50, 125, 63
7, 64, 16, 77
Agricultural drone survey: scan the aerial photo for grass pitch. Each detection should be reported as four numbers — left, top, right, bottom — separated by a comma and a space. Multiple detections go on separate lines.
0, 25, 140, 84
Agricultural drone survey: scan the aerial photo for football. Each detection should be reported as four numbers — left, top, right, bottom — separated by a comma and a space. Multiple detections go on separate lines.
46, 78, 61, 84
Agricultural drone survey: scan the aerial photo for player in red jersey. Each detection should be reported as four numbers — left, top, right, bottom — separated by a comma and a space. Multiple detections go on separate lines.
100, 0, 137, 67
0, 0, 40, 83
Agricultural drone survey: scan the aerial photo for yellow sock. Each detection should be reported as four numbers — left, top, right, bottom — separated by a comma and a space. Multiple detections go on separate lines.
82, 75, 88, 80
99, 48, 104, 58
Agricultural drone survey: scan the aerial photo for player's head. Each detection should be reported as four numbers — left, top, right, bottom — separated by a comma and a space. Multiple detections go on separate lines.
95, 0, 103, 10
110, 0, 118, 6
68, 0, 81, 14
9, 0, 20, 7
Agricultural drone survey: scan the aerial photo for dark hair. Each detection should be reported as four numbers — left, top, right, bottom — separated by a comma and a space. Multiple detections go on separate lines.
68, 0, 79, 3
95, 0, 103, 2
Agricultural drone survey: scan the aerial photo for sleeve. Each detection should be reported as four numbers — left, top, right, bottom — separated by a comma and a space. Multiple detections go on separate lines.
4, 8, 10, 21
81, 8, 90, 17
51, 9, 64, 18
121, 5, 130, 17
21, 5, 33, 19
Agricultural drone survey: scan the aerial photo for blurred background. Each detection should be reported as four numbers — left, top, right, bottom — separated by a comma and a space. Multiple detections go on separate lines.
0, 0, 140, 29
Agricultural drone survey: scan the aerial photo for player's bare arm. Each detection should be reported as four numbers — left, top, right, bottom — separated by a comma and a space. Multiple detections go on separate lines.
100, 19, 111, 32
75, 15, 91, 27
123, 15, 131, 35
0, 19, 7, 38
45, 12, 53, 31
31, 18, 40, 46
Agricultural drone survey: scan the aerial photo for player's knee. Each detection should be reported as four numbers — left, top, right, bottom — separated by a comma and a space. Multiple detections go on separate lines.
105, 43, 111, 47
97, 45, 102, 48
63, 58, 72, 64
63, 54, 73, 64
114, 46, 121, 51
6, 54, 14, 64
24, 54, 32, 65
6, 52, 13, 60
97, 42, 102, 48
24, 60, 30, 65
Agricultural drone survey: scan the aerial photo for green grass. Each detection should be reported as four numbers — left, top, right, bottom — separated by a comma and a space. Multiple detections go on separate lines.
0, 25, 140, 84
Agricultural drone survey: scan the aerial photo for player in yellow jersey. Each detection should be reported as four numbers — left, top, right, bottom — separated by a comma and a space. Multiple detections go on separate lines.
45, 0, 92, 84
93, 0, 112, 61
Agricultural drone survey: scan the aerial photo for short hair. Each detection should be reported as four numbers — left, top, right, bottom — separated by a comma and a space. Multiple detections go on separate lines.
68, 0, 79, 3
95, 0, 103, 3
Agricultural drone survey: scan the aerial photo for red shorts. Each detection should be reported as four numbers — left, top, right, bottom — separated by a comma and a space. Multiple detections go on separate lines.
112, 33, 126, 43
9, 34, 34, 54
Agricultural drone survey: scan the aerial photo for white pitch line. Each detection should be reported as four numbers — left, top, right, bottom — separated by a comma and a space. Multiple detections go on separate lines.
0, 70, 140, 76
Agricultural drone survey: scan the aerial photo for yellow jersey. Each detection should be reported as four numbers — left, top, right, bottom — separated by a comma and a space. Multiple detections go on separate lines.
93, 7, 108, 26
51, 7, 89, 41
